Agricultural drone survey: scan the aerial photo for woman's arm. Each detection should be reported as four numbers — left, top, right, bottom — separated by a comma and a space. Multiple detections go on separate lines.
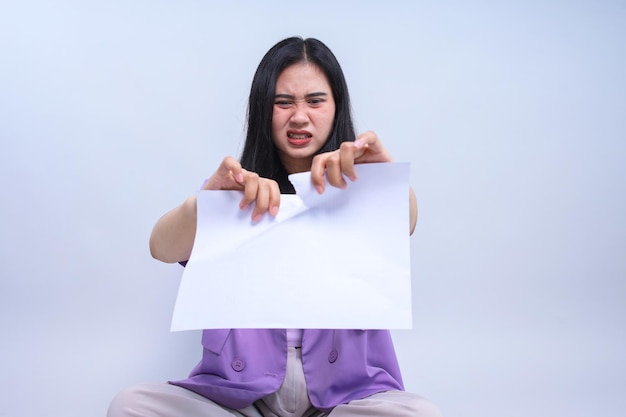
149, 194, 198, 263
409, 186, 418, 236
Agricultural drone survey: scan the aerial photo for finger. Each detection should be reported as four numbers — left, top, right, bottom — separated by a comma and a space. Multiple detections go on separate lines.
250, 179, 281, 221
202, 156, 244, 190
239, 171, 259, 210
268, 180, 281, 217
222, 156, 245, 184
325, 151, 348, 189
251, 180, 271, 222
353, 131, 393, 163
310, 154, 328, 194
339, 141, 357, 182
353, 131, 376, 152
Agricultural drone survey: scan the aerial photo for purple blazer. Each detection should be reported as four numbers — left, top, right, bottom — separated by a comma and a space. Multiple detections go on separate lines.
170, 328, 405, 411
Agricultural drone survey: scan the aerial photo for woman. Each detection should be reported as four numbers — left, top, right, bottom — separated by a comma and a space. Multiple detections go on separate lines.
108, 37, 442, 417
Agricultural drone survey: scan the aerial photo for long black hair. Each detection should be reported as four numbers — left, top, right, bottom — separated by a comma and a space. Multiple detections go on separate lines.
239, 37, 356, 194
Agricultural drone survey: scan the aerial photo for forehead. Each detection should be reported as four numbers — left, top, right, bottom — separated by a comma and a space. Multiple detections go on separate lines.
275, 62, 331, 93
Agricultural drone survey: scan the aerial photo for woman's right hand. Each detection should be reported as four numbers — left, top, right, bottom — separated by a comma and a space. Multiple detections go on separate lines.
150, 157, 281, 263
203, 156, 281, 222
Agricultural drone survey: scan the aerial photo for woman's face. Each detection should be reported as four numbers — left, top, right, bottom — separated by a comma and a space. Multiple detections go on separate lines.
272, 61, 336, 174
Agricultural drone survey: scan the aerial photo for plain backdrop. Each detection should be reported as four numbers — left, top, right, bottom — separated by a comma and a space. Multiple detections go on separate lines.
1, 1, 625, 417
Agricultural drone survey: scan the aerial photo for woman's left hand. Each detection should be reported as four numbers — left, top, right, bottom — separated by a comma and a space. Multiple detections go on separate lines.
310, 131, 393, 194
311, 131, 418, 235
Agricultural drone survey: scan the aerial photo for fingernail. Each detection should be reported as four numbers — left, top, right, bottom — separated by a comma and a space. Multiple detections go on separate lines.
354, 138, 363, 148
252, 213, 263, 222
269, 205, 279, 217
235, 173, 244, 183
315, 185, 324, 194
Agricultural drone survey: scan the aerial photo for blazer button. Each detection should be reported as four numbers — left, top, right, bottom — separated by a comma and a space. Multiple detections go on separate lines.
328, 349, 338, 363
231, 358, 246, 372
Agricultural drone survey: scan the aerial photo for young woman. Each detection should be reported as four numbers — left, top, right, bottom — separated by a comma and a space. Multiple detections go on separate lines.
108, 37, 442, 417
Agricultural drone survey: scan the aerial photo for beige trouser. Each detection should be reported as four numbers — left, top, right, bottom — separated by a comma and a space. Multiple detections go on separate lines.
108, 348, 443, 417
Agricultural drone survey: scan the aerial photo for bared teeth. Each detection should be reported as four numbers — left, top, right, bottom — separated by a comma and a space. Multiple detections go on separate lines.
288, 133, 311, 139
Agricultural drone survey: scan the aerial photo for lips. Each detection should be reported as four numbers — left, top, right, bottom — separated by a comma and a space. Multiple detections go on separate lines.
287, 130, 313, 146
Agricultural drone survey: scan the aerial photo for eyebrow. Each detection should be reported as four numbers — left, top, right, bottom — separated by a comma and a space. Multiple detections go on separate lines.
274, 92, 329, 99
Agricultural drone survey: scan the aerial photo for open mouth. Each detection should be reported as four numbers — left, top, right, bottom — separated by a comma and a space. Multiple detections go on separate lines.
287, 132, 312, 145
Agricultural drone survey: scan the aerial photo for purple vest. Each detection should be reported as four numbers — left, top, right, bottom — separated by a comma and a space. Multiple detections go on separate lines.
170, 329, 405, 411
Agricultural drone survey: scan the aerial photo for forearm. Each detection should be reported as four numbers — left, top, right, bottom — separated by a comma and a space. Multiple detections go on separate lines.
149, 195, 198, 263
409, 187, 418, 236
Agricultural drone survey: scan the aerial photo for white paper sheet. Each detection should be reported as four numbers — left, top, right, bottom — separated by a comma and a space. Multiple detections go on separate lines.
171, 162, 413, 331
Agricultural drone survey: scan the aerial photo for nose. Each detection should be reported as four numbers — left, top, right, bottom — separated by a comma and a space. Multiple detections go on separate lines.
290, 102, 309, 125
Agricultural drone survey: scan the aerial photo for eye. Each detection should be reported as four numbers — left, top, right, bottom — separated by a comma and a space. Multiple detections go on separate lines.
274, 100, 293, 109
307, 98, 325, 107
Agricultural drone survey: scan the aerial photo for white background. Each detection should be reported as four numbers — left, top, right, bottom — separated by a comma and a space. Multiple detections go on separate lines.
1, 1, 624, 416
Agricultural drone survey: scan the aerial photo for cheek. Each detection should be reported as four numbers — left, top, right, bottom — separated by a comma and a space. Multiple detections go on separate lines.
324, 103, 336, 124
321, 110, 336, 132
272, 110, 288, 129
271, 112, 281, 134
